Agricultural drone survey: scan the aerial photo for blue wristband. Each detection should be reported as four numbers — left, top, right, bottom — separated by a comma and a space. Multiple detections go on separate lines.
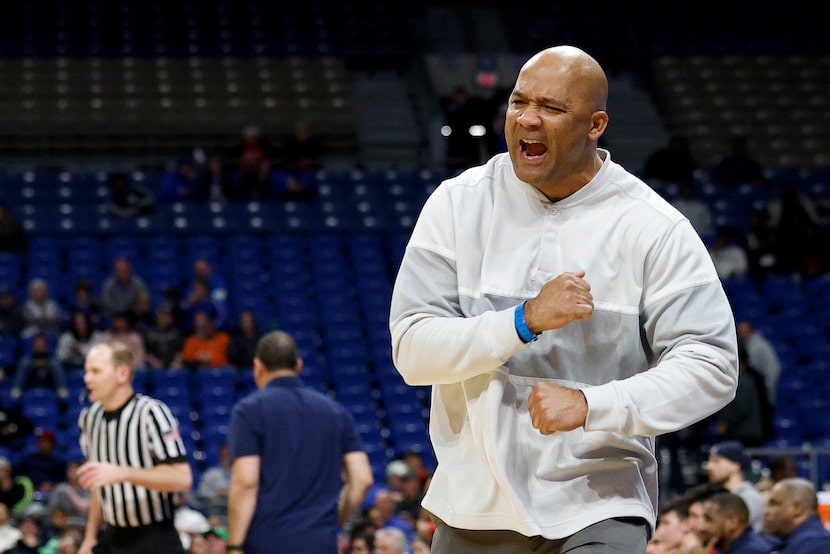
514, 301, 539, 343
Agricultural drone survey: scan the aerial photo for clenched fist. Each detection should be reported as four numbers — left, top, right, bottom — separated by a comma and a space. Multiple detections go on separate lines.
528, 381, 588, 435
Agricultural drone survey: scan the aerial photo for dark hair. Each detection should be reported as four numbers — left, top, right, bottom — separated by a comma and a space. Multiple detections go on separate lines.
255, 331, 298, 371
706, 492, 749, 525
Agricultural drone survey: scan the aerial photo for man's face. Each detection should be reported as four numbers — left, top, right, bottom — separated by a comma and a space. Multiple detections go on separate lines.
699, 501, 724, 548
83, 345, 122, 405
504, 52, 600, 194
686, 500, 706, 535
705, 454, 738, 483
374, 535, 402, 554
653, 510, 686, 549
763, 483, 796, 538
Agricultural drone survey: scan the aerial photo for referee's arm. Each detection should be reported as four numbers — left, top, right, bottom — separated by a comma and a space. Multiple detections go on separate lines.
77, 460, 193, 492
79, 490, 104, 554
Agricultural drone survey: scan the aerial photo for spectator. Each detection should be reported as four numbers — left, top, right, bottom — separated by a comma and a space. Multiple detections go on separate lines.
374, 526, 409, 554
203, 526, 228, 554
105, 172, 154, 218
0, 455, 33, 515
646, 494, 690, 553
756, 455, 800, 506
704, 441, 766, 531
157, 287, 187, 331
440, 86, 491, 170
21, 279, 62, 339
0, 397, 34, 452
101, 311, 146, 371
698, 491, 780, 553
143, 305, 184, 371
225, 311, 260, 371
348, 533, 373, 554
768, 181, 826, 277
0, 287, 24, 339
0, 202, 27, 255
56, 312, 104, 373
671, 182, 713, 237
736, 320, 782, 408
745, 207, 781, 282
3, 513, 42, 553
763, 477, 830, 553
182, 311, 230, 370
46, 459, 90, 520
185, 259, 229, 329
182, 280, 224, 333
711, 135, 764, 186
15, 428, 66, 494
367, 489, 414, 541
64, 279, 102, 331
274, 120, 320, 201
643, 135, 698, 185
196, 443, 231, 518
0, 502, 22, 552
411, 535, 431, 554
233, 125, 275, 200
680, 482, 730, 554
709, 226, 749, 280
100, 257, 149, 320
11, 332, 68, 401
712, 347, 771, 447
199, 154, 235, 203
131, 290, 154, 333
160, 156, 203, 202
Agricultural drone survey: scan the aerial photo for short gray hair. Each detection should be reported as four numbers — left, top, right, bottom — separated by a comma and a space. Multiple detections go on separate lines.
375, 527, 408, 552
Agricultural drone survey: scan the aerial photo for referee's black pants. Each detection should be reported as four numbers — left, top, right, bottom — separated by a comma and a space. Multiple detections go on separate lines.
94, 520, 185, 554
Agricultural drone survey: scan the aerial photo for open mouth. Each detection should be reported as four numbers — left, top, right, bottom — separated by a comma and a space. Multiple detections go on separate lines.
520, 139, 547, 158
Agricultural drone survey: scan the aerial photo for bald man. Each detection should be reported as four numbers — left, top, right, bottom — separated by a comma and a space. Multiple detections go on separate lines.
764, 478, 830, 553
390, 45, 738, 553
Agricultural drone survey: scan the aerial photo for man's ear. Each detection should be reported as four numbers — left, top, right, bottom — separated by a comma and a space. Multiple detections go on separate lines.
588, 111, 609, 141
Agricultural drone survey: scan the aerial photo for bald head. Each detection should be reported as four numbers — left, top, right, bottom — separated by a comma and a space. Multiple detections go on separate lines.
776, 478, 819, 512
521, 45, 608, 112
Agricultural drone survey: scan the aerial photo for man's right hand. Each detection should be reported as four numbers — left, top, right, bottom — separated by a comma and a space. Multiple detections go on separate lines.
524, 271, 594, 333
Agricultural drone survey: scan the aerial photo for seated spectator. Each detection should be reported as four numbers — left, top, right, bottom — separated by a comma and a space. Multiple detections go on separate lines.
157, 287, 187, 331
196, 443, 231, 518
131, 290, 154, 333
64, 278, 102, 331
0, 202, 27, 255
711, 135, 764, 185
411, 536, 431, 554
374, 526, 409, 554
160, 155, 204, 202
643, 135, 698, 185
0, 455, 33, 515
182, 311, 230, 370
101, 311, 146, 370
105, 172, 155, 217
143, 305, 184, 371
698, 492, 779, 553
21, 279, 62, 340
233, 125, 276, 200
225, 311, 261, 371
704, 441, 766, 531
712, 347, 771, 447
737, 320, 782, 408
0, 398, 34, 452
709, 226, 749, 280
0, 287, 24, 339
56, 312, 104, 373
764, 477, 830, 552
100, 257, 149, 320
185, 259, 229, 328
45, 459, 90, 520
768, 181, 827, 277
182, 279, 226, 333
0, 502, 22, 552
3, 513, 43, 553
671, 182, 713, 237
199, 154, 236, 203
273, 120, 320, 201
11, 332, 67, 401
15, 429, 66, 495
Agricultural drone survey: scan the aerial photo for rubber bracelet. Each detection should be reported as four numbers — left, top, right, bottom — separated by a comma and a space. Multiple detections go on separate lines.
514, 301, 539, 343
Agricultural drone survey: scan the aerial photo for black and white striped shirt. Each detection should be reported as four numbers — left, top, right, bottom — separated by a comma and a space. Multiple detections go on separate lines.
78, 393, 188, 528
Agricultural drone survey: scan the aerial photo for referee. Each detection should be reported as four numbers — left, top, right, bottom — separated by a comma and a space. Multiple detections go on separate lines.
77, 341, 193, 554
